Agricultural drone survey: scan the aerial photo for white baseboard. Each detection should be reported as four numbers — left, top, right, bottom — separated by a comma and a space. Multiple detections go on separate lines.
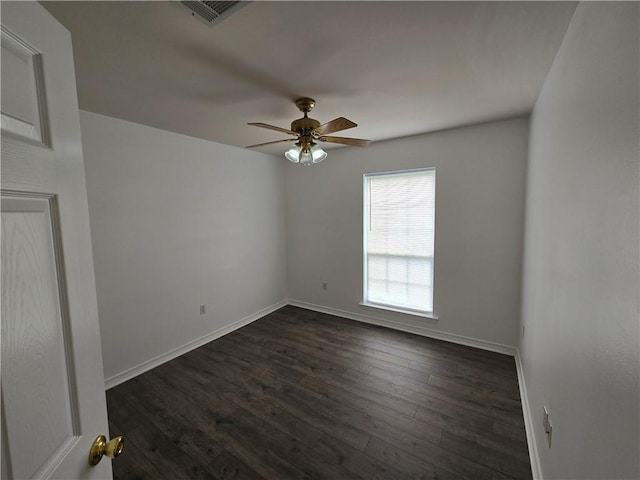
104, 299, 288, 389
515, 348, 543, 480
287, 299, 517, 356
105, 297, 517, 381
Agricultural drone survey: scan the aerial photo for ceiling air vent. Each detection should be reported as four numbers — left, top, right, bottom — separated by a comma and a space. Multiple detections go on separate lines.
181, 1, 249, 26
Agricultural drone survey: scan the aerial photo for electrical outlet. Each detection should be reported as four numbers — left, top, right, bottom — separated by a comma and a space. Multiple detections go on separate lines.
200, 304, 206, 315
322, 282, 328, 291
543, 406, 552, 447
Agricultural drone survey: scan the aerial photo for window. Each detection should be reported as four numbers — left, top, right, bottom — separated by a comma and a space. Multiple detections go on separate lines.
363, 168, 436, 316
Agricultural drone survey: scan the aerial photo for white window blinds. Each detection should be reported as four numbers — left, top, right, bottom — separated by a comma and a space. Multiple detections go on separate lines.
364, 168, 436, 314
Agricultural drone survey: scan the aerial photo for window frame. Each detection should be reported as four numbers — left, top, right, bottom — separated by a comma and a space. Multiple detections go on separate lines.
362, 167, 438, 320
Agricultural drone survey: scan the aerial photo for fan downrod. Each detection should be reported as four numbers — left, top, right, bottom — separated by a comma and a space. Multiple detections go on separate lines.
295, 97, 316, 114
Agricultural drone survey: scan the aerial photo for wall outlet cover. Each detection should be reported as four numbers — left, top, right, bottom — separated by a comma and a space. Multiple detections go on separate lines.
543, 406, 552, 447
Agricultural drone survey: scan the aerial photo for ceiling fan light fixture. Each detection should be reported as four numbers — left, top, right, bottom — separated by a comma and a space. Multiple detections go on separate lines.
299, 149, 313, 166
285, 143, 302, 163
310, 144, 327, 163
247, 97, 370, 164
286, 141, 325, 166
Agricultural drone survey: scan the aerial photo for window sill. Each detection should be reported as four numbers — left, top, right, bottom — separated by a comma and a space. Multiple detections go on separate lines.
359, 301, 439, 321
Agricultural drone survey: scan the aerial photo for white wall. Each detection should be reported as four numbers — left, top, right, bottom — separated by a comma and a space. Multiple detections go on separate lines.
80, 111, 287, 383
286, 117, 529, 349
520, 3, 639, 479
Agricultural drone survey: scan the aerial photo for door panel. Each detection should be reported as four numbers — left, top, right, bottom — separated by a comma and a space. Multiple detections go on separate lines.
1, 27, 50, 146
1, 2, 113, 479
2, 194, 79, 479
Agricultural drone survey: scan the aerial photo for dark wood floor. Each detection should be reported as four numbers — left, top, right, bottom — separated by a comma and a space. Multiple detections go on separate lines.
106, 306, 532, 480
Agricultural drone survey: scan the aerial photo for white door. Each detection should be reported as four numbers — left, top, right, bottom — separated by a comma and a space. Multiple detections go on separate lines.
1, 2, 114, 479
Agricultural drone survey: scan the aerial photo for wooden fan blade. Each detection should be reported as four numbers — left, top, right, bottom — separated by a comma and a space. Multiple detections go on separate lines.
318, 136, 371, 147
246, 138, 297, 148
248, 122, 297, 136
314, 117, 357, 135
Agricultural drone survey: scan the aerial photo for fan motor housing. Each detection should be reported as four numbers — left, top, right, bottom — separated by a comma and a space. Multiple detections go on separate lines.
291, 117, 320, 134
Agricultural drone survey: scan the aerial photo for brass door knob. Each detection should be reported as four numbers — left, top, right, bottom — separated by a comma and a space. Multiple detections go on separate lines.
88, 435, 124, 466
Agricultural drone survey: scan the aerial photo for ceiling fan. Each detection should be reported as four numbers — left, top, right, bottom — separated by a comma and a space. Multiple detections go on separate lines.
246, 97, 371, 165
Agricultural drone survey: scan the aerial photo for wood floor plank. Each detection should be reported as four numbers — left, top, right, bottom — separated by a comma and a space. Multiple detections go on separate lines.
428, 375, 523, 412
246, 319, 415, 370
219, 329, 424, 420
440, 431, 533, 480
125, 426, 215, 479
106, 305, 532, 479
492, 419, 528, 444
110, 432, 171, 480
312, 433, 413, 480
363, 436, 463, 480
416, 406, 531, 463
204, 451, 264, 480
341, 365, 518, 429
298, 376, 443, 445
216, 405, 363, 480
195, 347, 373, 451
300, 373, 421, 424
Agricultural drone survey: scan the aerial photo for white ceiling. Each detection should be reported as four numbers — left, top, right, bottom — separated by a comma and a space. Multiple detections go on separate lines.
43, 1, 577, 156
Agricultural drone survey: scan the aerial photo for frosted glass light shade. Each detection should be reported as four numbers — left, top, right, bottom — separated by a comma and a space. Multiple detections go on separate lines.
311, 145, 327, 163
285, 144, 302, 163
299, 151, 313, 165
